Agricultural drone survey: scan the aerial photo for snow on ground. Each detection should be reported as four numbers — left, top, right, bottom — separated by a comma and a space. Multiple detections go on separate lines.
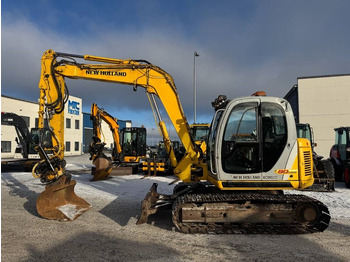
286, 184, 350, 219
2, 153, 350, 220
2, 154, 350, 262
1, 154, 179, 211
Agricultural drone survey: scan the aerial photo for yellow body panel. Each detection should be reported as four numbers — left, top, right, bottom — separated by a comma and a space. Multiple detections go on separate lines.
207, 138, 314, 190
124, 156, 141, 163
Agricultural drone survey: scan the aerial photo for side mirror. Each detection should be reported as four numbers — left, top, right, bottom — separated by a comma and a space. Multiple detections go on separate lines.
312, 142, 317, 147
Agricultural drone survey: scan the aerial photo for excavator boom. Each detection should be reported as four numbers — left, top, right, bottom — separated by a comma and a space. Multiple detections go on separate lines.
34, 49, 201, 221
39, 49, 200, 182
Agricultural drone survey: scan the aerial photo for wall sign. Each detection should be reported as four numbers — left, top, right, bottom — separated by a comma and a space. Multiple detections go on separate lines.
68, 100, 80, 115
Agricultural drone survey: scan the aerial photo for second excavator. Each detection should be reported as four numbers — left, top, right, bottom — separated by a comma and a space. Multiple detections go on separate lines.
33, 49, 330, 233
89, 102, 121, 180
89, 103, 146, 180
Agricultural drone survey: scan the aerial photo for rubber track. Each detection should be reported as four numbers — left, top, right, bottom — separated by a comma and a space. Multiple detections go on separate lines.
172, 192, 330, 234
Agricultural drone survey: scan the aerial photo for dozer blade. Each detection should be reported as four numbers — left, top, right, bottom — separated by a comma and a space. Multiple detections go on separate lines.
91, 156, 112, 181
36, 175, 91, 221
137, 183, 173, 225
137, 183, 160, 225
109, 166, 133, 176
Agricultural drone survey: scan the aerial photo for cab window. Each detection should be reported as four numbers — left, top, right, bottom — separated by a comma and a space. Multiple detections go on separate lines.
222, 102, 259, 174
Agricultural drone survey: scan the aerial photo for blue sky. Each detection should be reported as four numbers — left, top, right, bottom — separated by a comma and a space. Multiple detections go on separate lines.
2, 0, 350, 142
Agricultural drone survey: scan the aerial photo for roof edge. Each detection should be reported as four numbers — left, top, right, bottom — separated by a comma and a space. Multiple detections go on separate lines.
298, 73, 350, 80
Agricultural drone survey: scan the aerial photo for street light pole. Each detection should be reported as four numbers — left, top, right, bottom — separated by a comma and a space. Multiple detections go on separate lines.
193, 51, 199, 124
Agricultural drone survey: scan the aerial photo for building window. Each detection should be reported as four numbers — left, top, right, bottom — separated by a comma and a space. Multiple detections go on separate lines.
66, 118, 71, 129
20, 116, 30, 128
75, 142, 79, 151
35, 118, 49, 128
1, 141, 11, 152
75, 120, 80, 129
66, 141, 71, 152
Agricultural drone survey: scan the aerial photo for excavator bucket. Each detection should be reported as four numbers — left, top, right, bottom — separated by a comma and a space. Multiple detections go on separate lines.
36, 176, 91, 221
91, 156, 113, 181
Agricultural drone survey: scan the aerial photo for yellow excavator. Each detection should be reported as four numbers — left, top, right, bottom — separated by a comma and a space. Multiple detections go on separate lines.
120, 126, 147, 172
89, 103, 122, 180
89, 103, 147, 180
141, 140, 184, 176
33, 49, 330, 233
190, 123, 210, 156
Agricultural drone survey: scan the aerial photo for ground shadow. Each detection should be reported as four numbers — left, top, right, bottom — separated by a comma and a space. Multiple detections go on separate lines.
1, 173, 41, 218
98, 196, 174, 231
11, 232, 180, 262
328, 220, 350, 236
205, 229, 349, 261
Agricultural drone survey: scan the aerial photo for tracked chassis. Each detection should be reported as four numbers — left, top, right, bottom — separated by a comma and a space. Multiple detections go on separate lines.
138, 183, 330, 234
172, 192, 330, 234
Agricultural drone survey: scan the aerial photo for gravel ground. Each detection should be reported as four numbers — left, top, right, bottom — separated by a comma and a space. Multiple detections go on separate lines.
2, 154, 350, 262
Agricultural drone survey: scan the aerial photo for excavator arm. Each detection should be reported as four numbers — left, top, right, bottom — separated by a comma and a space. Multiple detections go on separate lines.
90, 103, 122, 160
89, 103, 122, 180
37, 49, 201, 184
34, 49, 202, 221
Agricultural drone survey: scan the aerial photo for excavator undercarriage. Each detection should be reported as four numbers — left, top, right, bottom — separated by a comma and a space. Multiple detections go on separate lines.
138, 182, 330, 234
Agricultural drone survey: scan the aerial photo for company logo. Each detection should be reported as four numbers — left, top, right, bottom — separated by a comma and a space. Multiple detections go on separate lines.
273, 169, 297, 174
68, 100, 80, 115
85, 70, 127, 76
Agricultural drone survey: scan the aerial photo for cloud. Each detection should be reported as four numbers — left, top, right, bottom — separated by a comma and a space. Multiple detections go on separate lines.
2, 1, 350, 133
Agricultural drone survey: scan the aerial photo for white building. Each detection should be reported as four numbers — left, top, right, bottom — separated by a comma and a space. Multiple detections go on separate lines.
1, 95, 83, 158
284, 74, 350, 158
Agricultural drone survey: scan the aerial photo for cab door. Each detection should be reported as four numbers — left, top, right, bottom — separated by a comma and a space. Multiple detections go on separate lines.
213, 98, 288, 183
218, 101, 261, 180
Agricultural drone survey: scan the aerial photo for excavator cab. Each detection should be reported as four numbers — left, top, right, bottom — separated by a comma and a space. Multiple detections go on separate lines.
297, 124, 314, 147
208, 95, 313, 189
121, 127, 147, 163
29, 128, 53, 156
